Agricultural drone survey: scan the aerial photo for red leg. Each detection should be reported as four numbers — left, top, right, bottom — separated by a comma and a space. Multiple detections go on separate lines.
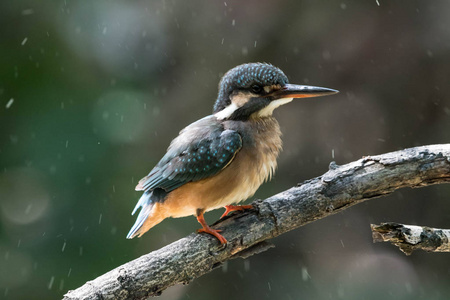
221, 204, 254, 219
196, 209, 227, 245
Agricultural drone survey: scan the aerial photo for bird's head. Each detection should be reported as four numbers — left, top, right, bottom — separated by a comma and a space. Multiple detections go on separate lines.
213, 63, 338, 121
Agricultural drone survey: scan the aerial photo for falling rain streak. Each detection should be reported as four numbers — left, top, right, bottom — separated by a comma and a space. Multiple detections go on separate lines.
48, 276, 54, 290
6, 98, 14, 109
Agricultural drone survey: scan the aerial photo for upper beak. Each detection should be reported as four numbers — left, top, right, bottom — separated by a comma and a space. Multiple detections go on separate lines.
272, 84, 339, 99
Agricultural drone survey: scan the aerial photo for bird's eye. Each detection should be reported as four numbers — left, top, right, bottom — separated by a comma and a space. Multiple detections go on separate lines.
251, 85, 262, 94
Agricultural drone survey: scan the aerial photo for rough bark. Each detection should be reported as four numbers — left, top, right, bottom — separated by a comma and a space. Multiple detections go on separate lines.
371, 222, 450, 255
64, 144, 450, 300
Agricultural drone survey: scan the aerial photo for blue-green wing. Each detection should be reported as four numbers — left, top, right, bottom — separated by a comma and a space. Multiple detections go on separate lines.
136, 126, 242, 193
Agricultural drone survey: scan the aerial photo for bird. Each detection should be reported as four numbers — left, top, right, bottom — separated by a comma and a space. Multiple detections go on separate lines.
127, 62, 338, 244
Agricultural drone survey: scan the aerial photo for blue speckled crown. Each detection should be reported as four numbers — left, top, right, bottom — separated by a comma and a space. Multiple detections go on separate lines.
214, 63, 289, 112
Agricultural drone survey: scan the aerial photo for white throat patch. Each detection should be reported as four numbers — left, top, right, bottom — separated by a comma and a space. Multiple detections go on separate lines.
256, 98, 293, 117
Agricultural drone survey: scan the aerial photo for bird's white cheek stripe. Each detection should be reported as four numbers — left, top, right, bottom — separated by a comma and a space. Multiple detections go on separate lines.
214, 103, 239, 120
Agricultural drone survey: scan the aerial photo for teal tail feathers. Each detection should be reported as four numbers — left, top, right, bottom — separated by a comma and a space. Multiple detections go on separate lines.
126, 192, 154, 239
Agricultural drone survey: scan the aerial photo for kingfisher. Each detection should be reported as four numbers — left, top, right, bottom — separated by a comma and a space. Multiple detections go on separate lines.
127, 63, 338, 244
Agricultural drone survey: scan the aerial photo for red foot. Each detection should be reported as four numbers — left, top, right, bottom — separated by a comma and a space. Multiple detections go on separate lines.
196, 211, 227, 244
221, 204, 254, 219
197, 227, 227, 244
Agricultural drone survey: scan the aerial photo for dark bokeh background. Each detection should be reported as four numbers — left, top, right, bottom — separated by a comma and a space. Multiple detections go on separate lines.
1, 1, 450, 299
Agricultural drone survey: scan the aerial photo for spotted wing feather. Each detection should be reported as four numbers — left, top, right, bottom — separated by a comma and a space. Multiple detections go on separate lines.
137, 122, 242, 193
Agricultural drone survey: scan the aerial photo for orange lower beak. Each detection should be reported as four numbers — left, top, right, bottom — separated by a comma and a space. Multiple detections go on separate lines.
273, 84, 339, 99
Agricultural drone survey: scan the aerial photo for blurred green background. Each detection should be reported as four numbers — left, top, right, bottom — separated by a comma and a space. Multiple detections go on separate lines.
1, 1, 450, 299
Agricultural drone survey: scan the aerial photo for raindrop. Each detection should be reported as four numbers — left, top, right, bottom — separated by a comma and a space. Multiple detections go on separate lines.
62, 242, 66, 252
49, 165, 56, 174
6, 98, 14, 109
244, 260, 250, 272
9, 135, 19, 145
222, 261, 228, 272
48, 276, 55, 289
25, 203, 32, 215
444, 107, 450, 115
21, 9, 34, 15
21, 37, 28, 46
99, 214, 103, 224
301, 266, 311, 281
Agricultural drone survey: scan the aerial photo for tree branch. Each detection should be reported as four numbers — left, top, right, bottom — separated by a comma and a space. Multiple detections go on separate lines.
371, 222, 450, 255
64, 144, 450, 300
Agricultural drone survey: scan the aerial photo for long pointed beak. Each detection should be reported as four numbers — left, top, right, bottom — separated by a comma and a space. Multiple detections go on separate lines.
273, 84, 339, 99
